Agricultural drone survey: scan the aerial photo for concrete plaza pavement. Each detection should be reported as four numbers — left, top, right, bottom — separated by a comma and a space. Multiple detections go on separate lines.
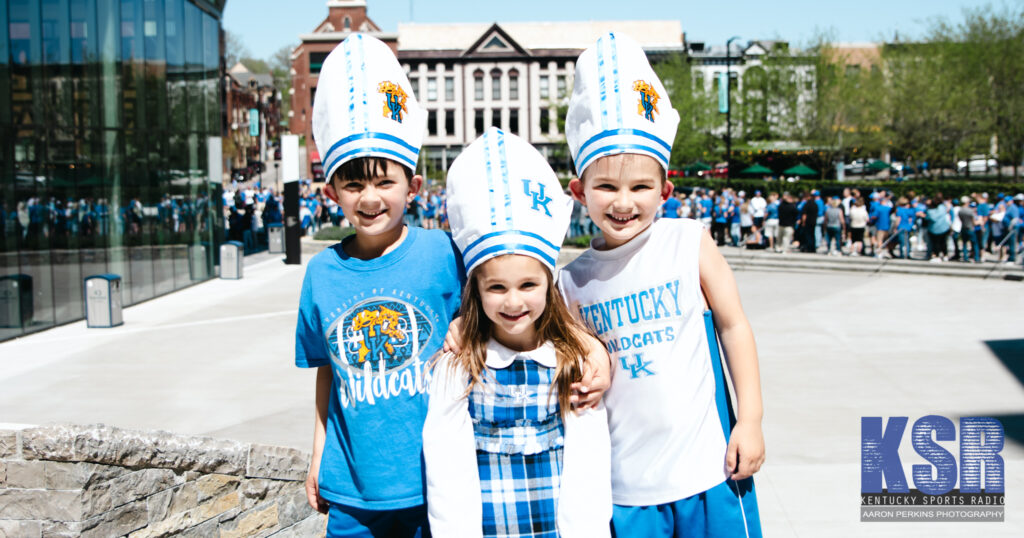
2, 243, 1023, 536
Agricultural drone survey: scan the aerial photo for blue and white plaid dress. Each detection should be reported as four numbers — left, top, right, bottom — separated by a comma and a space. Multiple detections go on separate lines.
469, 355, 564, 538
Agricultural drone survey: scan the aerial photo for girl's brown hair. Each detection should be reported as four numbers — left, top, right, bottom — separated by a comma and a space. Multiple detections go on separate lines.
452, 256, 588, 416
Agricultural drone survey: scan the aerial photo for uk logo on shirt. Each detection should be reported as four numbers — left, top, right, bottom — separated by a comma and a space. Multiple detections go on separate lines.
326, 297, 434, 407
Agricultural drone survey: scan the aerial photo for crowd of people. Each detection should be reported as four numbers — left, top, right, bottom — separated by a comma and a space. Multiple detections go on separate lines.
2, 193, 216, 243
221, 176, 1024, 269
655, 187, 1024, 265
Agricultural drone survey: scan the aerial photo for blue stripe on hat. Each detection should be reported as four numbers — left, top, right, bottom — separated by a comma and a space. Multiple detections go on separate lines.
464, 242, 558, 273
576, 128, 672, 160
323, 132, 420, 165
325, 145, 417, 178
357, 34, 369, 130
463, 229, 561, 259
611, 33, 622, 126
576, 142, 670, 174
485, 129, 498, 227
497, 130, 513, 228
597, 36, 608, 131
345, 42, 356, 131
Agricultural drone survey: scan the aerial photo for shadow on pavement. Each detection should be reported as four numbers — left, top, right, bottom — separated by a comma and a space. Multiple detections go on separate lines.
985, 338, 1024, 446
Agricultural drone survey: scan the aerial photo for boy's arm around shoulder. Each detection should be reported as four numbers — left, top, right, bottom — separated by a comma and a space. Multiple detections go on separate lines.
697, 229, 765, 481
422, 353, 483, 538
571, 331, 612, 410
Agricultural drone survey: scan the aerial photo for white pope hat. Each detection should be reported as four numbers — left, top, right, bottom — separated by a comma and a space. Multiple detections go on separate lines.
446, 127, 572, 275
312, 34, 426, 182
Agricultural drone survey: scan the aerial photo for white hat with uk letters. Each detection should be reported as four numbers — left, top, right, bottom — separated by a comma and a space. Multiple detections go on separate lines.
446, 127, 572, 275
566, 32, 679, 178
312, 34, 426, 183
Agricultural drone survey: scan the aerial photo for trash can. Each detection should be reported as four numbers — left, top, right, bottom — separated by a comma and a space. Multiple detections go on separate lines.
188, 243, 209, 281
267, 223, 284, 254
84, 274, 123, 328
0, 274, 33, 328
220, 240, 244, 279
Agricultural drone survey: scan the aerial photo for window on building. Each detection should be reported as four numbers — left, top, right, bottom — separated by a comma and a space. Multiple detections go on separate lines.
539, 76, 549, 99
492, 108, 502, 129
309, 51, 329, 74
428, 109, 437, 136
491, 69, 501, 100
427, 77, 437, 101
539, 108, 550, 134
509, 109, 519, 135
445, 109, 455, 136
474, 70, 484, 100
475, 109, 485, 135
557, 75, 566, 98
445, 76, 455, 101
343, 16, 351, 31
509, 70, 519, 100
410, 77, 419, 99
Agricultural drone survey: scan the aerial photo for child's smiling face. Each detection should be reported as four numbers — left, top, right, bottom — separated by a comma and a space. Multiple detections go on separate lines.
570, 153, 672, 250
328, 160, 420, 242
475, 255, 549, 351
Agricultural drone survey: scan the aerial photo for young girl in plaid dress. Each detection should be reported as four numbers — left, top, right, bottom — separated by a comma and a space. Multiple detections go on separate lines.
423, 128, 612, 538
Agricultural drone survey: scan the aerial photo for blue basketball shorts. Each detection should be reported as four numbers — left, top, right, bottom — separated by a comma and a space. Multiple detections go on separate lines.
610, 477, 761, 538
327, 503, 430, 538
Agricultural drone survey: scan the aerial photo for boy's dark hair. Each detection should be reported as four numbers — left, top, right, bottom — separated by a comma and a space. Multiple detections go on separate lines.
332, 157, 413, 185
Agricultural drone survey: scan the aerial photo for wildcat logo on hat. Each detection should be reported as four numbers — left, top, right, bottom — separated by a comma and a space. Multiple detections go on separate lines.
378, 81, 408, 123
633, 80, 659, 122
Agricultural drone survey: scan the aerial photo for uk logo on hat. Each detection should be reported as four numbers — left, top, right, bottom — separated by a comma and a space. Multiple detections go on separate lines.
566, 33, 680, 178
446, 128, 573, 275
312, 34, 426, 183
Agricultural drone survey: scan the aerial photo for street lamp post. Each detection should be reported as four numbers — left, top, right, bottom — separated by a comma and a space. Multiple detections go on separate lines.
726, 36, 741, 180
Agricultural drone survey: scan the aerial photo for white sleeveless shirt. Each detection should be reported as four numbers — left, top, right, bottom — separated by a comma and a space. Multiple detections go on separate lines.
558, 218, 728, 506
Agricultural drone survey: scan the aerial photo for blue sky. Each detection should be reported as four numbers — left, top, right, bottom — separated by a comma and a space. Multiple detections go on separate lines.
223, 0, 995, 61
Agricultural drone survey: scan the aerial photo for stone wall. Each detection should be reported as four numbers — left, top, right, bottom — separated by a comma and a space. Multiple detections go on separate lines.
0, 424, 326, 537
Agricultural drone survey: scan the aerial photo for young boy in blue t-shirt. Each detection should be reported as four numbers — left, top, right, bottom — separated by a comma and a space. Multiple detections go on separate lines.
294, 34, 464, 537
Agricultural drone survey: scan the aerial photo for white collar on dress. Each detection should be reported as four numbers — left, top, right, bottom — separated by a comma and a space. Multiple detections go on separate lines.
485, 339, 557, 369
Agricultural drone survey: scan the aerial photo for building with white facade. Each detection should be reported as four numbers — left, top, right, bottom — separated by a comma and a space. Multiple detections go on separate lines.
398, 21, 684, 174
289, 1, 684, 179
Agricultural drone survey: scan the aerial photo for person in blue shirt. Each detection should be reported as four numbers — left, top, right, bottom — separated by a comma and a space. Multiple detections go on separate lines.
295, 36, 466, 537
813, 190, 826, 250
976, 193, 991, 254
712, 195, 729, 246
872, 193, 894, 257
661, 193, 682, 218
764, 192, 780, 251
893, 197, 917, 259
1007, 194, 1022, 264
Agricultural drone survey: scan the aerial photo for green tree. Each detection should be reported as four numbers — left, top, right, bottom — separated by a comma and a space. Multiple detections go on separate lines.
653, 52, 723, 168
269, 44, 297, 124
225, 30, 250, 68
935, 6, 1024, 180
802, 36, 887, 179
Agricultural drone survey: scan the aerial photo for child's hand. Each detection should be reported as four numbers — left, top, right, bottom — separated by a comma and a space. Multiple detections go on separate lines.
571, 344, 611, 410
442, 317, 463, 354
305, 466, 329, 514
725, 420, 765, 481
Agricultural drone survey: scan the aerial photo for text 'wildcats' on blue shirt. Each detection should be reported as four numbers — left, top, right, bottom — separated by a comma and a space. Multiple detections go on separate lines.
576, 279, 683, 337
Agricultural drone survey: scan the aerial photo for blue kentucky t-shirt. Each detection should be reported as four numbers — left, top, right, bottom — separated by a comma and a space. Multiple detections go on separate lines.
295, 226, 464, 510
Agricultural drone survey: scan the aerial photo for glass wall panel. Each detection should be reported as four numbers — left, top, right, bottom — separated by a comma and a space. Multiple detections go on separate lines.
0, 1, 9, 124
1, 0, 222, 340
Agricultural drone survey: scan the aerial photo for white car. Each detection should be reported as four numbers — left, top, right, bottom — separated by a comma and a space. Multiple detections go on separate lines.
956, 156, 997, 174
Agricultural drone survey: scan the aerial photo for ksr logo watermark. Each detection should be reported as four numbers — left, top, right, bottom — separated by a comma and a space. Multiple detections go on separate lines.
861, 416, 1005, 522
